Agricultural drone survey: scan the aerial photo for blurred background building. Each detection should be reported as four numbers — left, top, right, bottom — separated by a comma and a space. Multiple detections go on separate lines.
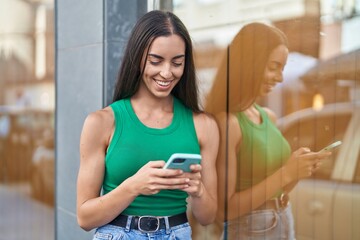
1, 0, 359, 239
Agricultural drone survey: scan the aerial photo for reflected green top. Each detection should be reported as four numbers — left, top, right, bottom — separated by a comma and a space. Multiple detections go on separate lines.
236, 104, 291, 196
103, 97, 200, 216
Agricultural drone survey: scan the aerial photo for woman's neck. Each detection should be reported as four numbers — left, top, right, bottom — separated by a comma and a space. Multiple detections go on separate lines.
130, 93, 174, 128
244, 105, 262, 125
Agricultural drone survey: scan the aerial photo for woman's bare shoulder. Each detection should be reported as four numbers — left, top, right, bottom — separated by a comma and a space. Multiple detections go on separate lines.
193, 112, 219, 145
84, 107, 114, 128
193, 111, 218, 128
81, 107, 115, 144
212, 111, 240, 130
214, 111, 242, 145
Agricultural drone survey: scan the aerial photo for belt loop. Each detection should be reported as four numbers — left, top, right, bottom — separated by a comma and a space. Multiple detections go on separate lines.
164, 216, 170, 234
125, 215, 132, 232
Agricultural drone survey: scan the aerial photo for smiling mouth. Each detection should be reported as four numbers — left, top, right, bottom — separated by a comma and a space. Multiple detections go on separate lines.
155, 79, 172, 87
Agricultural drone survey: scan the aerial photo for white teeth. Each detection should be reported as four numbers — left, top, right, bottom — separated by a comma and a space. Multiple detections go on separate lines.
155, 80, 171, 86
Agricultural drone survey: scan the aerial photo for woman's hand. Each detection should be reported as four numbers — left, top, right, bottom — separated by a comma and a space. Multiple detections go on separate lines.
283, 147, 332, 181
125, 161, 191, 196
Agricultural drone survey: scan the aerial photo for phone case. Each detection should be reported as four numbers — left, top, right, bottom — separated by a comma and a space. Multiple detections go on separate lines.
163, 153, 201, 172
319, 140, 342, 152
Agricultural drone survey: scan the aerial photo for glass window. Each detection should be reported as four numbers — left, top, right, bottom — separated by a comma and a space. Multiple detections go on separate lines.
173, 0, 360, 239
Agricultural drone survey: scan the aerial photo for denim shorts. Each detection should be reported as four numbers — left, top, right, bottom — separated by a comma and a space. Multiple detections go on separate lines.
222, 204, 295, 240
92, 222, 192, 240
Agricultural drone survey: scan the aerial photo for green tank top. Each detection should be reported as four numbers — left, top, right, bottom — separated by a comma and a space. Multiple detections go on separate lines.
103, 97, 200, 216
236, 105, 291, 195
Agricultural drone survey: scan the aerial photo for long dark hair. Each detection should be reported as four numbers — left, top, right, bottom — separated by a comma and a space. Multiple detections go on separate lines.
112, 10, 200, 112
205, 22, 288, 114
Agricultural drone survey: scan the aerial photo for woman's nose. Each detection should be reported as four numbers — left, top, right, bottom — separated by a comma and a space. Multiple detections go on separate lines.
275, 72, 283, 82
160, 65, 172, 79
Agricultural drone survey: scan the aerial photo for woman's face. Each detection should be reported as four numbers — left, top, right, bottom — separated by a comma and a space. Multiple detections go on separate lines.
260, 44, 288, 96
140, 34, 185, 99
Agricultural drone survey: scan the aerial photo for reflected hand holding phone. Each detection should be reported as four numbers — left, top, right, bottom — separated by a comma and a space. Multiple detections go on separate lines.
319, 140, 342, 153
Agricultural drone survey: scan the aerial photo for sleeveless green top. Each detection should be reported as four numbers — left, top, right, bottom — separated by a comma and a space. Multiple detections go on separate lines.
236, 105, 291, 196
103, 97, 200, 216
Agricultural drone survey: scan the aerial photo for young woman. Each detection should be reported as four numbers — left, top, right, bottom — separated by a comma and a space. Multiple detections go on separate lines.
77, 10, 219, 239
205, 22, 331, 239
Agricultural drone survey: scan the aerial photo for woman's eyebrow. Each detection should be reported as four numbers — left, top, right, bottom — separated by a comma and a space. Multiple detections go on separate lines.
148, 53, 163, 60
148, 53, 185, 60
173, 54, 185, 60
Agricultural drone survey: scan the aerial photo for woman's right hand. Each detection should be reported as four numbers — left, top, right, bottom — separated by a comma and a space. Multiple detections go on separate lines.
125, 161, 191, 196
283, 147, 332, 181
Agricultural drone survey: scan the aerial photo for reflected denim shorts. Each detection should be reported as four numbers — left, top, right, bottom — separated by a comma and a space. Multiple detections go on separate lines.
92, 222, 192, 240
222, 203, 295, 240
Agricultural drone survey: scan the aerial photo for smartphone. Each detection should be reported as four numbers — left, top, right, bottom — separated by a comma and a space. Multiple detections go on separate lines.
319, 140, 342, 152
163, 153, 202, 172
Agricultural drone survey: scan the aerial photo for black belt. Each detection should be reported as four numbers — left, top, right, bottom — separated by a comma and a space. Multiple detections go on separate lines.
109, 212, 188, 233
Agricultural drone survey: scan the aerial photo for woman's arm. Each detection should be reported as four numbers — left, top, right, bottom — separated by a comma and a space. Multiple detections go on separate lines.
188, 112, 220, 225
215, 112, 331, 221
76, 108, 138, 231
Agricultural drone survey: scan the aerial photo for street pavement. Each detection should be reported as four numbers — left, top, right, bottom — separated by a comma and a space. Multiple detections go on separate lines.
0, 183, 54, 240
